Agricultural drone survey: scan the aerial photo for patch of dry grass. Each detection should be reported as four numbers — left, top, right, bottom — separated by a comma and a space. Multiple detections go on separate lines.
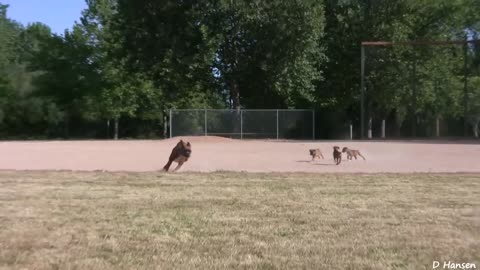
0, 171, 479, 270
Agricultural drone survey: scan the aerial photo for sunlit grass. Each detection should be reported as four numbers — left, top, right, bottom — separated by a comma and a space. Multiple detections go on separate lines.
0, 171, 479, 270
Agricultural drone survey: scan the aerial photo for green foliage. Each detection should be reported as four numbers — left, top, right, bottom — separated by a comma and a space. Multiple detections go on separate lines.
0, 0, 479, 138
110, 0, 326, 109
208, 0, 326, 108
319, 0, 480, 137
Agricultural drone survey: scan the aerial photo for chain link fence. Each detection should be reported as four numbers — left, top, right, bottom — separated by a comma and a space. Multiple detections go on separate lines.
170, 109, 314, 140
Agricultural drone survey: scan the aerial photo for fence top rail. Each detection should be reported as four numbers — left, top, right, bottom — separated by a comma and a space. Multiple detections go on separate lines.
171, 109, 315, 112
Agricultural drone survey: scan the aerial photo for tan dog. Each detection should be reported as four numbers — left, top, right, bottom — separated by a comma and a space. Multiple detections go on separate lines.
163, 140, 192, 172
309, 149, 324, 161
342, 147, 366, 160
333, 146, 342, 165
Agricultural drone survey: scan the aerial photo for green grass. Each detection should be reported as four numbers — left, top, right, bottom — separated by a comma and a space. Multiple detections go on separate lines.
0, 171, 479, 270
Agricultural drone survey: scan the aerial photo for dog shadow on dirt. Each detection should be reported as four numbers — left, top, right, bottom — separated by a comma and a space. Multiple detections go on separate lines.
296, 160, 336, 166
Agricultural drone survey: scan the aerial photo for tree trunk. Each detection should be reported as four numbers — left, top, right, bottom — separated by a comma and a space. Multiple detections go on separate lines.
106, 120, 110, 139
230, 80, 240, 110
163, 115, 168, 138
229, 80, 241, 138
474, 121, 479, 138
64, 116, 70, 139
394, 111, 402, 138
367, 117, 372, 139
436, 117, 440, 137
411, 61, 417, 138
114, 117, 119, 140
381, 119, 386, 139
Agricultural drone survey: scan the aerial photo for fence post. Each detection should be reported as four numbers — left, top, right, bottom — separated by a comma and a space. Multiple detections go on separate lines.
204, 109, 207, 136
360, 45, 365, 139
368, 118, 372, 139
276, 109, 279, 140
240, 110, 243, 140
169, 109, 172, 138
350, 124, 353, 140
381, 119, 386, 139
312, 110, 315, 140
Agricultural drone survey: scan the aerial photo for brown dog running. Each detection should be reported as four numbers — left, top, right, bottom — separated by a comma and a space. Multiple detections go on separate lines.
333, 146, 342, 165
163, 140, 192, 172
309, 149, 324, 161
342, 147, 366, 160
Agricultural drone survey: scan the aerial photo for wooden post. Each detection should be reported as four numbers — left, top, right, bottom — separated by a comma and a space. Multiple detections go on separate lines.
381, 119, 386, 139
114, 117, 119, 140
367, 118, 372, 139
436, 117, 440, 137
106, 120, 110, 139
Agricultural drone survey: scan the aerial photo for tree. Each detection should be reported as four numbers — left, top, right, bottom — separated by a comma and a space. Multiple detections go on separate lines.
110, 0, 326, 110
208, 0, 326, 109
319, 0, 479, 138
27, 24, 103, 137
78, 0, 168, 139
467, 80, 480, 137
110, 0, 219, 109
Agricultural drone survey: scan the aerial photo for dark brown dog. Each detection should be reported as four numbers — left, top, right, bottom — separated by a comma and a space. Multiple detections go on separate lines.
309, 149, 324, 161
333, 146, 342, 165
163, 140, 192, 172
342, 147, 366, 160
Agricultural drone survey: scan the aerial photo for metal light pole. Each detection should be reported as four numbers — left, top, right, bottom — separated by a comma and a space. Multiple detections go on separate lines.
276, 110, 279, 140
169, 109, 172, 138
240, 110, 243, 140
312, 110, 315, 140
360, 45, 366, 139
463, 36, 469, 137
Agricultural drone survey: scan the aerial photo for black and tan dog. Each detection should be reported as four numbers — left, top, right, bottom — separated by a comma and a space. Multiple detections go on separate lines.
163, 140, 192, 172
342, 147, 366, 160
309, 149, 324, 161
333, 146, 342, 165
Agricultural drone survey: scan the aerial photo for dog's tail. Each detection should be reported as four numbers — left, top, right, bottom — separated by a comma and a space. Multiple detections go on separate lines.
358, 153, 366, 160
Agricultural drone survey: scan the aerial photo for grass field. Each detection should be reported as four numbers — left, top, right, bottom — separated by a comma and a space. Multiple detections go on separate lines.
0, 172, 479, 270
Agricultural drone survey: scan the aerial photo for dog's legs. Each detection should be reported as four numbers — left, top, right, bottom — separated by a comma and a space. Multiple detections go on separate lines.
163, 160, 173, 172
320, 153, 324, 159
335, 157, 341, 165
173, 162, 184, 172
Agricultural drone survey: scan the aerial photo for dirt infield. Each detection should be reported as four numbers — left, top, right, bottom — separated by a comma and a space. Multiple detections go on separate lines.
0, 136, 479, 173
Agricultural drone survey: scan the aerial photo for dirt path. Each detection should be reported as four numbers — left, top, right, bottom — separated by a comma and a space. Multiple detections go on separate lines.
0, 136, 479, 173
